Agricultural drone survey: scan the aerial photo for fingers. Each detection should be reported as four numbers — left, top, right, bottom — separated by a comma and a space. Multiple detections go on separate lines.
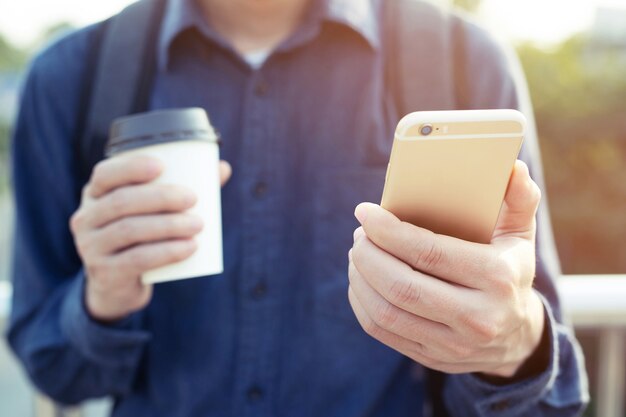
348, 287, 482, 374
348, 254, 450, 345
492, 160, 541, 240
87, 155, 164, 199
348, 286, 425, 355
219, 160, 232, 187
88, 156, 232, 198
88, 213, 204, 254
73, 183, 197, 230
108, 239, 198, 278
354, 204, 499, 290
351, 229, 469, 325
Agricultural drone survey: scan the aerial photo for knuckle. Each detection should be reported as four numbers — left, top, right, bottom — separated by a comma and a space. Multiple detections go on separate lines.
363, 316, 383, 338
75, 233, 95, 255
168, 242, 193, 262
69, 211, 85, 233
88, 257, 110, 280
498, 279, 518, 300
449, 342, 473, 362
353, 226, 365, 242
90, 176, 106, 194
109, 190, 130, 213
474, 320, 499, 343
411, 236, 444, 271
351, 236, 370, 267
460, 313, 498, 343
509, 303, 526, 327
115, 218, 137, 238
373, 301, 400, 328
126, 249, 149, 270
110, 222, 137, 250
418, 354, 443, 371
388, 278, 421, 307
490, 258, 520, 294
91, 161, 107, 183
165, 186, 193, 209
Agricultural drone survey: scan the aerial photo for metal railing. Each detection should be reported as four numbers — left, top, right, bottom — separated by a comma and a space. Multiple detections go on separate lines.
1, 276, 626, 417
557, 275, 626, 417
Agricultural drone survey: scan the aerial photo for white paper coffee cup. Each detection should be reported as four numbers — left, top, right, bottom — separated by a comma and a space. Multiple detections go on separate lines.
107, 108, 223, 284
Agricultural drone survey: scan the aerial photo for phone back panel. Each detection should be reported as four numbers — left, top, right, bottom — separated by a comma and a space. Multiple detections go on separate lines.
381, 111, 524, 243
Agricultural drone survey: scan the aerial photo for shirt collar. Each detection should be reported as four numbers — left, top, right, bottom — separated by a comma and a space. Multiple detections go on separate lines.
158, 0, 380, 70
324, 0, 380, 49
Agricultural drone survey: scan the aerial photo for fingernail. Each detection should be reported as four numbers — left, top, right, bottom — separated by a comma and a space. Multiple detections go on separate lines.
354, 204, 368, 224
183, 191, 197, 206
146, 159, 164, 175
183, 239, 198, 251
189, 216, 204, 231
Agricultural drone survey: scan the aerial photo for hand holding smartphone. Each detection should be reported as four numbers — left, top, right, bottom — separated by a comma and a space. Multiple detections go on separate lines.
381, 109, 525, 243
349, 109, 546, 379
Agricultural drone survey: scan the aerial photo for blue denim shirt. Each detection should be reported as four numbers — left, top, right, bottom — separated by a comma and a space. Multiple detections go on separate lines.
8, 0, 588, 416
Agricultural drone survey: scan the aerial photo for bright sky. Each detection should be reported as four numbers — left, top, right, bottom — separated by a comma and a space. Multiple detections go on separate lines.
1, 0, 625, 48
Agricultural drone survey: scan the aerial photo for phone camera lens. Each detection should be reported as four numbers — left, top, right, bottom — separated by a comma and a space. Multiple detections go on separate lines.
420, 124, 433, 136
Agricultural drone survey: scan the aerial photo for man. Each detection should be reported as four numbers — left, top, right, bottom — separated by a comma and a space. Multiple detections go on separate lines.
8, 0, 588, 415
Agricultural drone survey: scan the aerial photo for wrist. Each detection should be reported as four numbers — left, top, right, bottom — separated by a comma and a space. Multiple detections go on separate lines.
481, 291, 549, 383
85, 283, 133, 324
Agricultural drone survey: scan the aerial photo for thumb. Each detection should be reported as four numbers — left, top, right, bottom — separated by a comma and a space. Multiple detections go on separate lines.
492, 160, 541, 241
219, 160, 232, 187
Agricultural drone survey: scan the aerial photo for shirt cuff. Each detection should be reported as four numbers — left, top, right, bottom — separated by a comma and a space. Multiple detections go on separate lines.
443, 292, 559, 416
60, 271, 151, 368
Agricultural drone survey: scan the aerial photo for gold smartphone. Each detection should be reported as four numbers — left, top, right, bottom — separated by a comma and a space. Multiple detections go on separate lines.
380, 109, 525, 244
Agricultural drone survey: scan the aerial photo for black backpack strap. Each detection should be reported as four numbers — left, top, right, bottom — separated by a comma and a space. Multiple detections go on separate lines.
73, 18, 110, 192
77, 0, 166, 184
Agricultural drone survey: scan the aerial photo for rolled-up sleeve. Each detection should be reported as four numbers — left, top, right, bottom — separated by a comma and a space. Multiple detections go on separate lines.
6, 25, 151, 405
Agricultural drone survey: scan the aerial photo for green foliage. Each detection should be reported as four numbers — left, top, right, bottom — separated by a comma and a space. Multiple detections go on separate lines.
0, 123, 9, 155
0, 124, 9, 195
0, 32, 24, 196
518, 37, 626, 273
452, 0, 482, 13
0, 35, 27, 71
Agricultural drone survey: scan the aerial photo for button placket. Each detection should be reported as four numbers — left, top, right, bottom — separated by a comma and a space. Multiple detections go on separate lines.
233, 71, 275, 416
253, 181, 268, 198
251, 282, 268, 300
247, 385, 264, 402
254, 80, 269, 97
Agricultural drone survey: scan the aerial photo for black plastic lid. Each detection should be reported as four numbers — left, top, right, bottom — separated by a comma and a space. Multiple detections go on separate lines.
106, 108, 218, 156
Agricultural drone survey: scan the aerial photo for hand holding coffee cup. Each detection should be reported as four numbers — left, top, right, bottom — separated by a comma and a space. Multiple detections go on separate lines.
70, 108, 230, 322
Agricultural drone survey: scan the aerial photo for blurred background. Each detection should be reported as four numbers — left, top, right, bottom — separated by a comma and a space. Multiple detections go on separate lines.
0, 0, 624, 416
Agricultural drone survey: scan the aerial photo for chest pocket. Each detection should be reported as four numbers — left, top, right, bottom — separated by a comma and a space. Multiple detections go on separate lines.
310, 165, 388, 323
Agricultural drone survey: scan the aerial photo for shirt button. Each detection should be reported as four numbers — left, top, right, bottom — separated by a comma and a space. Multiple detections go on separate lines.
251, 282, 267, 300
253, 181, 268, 198
254, 80, 269, 97
490, 399, 510, 411
247, 386, 264, 402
